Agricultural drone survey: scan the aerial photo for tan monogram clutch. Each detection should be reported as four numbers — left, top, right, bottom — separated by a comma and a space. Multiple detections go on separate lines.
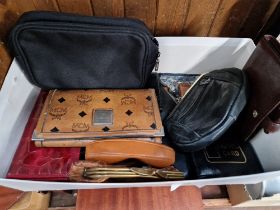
33, 89, 164, 144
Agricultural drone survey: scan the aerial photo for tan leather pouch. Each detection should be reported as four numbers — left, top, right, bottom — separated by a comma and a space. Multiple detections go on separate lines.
85, 139, 175, 168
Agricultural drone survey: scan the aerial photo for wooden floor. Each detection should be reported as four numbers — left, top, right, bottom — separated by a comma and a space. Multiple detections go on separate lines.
76, 186, 204, 210
1, 185, 279, 209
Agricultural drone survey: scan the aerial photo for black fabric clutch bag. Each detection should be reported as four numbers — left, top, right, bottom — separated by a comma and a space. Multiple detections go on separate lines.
8, 11, 159, 89
191, 142, 263, 178
164, 68, 248, 152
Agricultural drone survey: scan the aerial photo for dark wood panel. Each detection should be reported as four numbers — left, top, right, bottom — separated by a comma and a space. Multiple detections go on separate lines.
91, 0, 124, 17
10, 0, 36, 14
209, 0, 255, 37
76, 186, 203, 210
238, 0, 280, 39
0, 44, 12, 88
181, 0, 221, 36
155, 0, 190, 36
56, 0, 93, 16
0, 0, 35, 42
32, 0, 59, 11
124, 0, 157, 33
207, 0, 237, 36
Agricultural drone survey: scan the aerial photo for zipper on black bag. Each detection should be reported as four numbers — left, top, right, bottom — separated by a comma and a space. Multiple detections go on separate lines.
165, 73, 210, 120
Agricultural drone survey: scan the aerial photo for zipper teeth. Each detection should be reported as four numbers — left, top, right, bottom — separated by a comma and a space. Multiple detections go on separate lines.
165, 73, 207, 120
20, 12, 152, 35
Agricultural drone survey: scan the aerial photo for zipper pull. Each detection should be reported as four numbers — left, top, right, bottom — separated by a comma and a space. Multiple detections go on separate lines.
199, 77, 211, 85
176, 97, 182, 103
151, 37, 159, 46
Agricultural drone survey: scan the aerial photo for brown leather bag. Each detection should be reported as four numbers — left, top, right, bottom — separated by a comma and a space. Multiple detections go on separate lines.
237, 35, 280, 141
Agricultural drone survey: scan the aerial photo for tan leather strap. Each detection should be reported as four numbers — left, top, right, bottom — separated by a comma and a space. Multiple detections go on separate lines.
178, 83, 191, 97
85, 139, 175, 168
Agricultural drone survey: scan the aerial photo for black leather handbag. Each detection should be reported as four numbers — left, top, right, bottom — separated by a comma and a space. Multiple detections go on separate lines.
8, 11, 159, 89
159, 68, 248, 152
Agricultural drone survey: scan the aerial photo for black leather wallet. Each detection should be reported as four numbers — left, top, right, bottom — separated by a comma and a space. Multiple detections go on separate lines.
191, 142, 263, 178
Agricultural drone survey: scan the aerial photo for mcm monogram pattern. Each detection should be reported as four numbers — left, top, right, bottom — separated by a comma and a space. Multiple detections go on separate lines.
77, 94, 92, 105
143, 105, 154, 116
122, 121, 139, 130
34, 89, 163, 140
49, 107, 67, 120
121, 94, 136, 105
72, 123, 90, 132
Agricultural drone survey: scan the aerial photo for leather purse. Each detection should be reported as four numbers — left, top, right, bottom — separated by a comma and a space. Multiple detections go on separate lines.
7, 91, 81, 181
32, 89, 164, 146
164, 68, 248, 152
233, 35, 280, 141
85, 139, 175, 168
8, 11, 159, 89
191, 142, 263, 178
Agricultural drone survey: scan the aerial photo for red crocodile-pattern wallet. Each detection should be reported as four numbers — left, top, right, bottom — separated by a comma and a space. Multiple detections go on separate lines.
6, 91, 81, 181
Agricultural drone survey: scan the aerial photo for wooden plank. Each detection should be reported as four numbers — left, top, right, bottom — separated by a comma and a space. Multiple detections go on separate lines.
124, 0, 157, 33
217, 0, 256, 37
10, 0, 36, 14
56, 0, 93, 16
155, 0, 190, 36
32, 0, 60, 11
227, 184, 251, 206
0, 186, 24, 210
91, 0, 124, 17
207, 0, 234, 36
181, 0, 221, 36
76, 186, 203, 210
201, 185, 228, 199
0, 0, 37, 41
203, 198, 232, 208
0, 4, 18, 41
240, 0, 280, 40
0, 42, 12, 89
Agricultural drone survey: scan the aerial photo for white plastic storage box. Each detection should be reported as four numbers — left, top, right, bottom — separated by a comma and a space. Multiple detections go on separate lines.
0, 37, 280, 191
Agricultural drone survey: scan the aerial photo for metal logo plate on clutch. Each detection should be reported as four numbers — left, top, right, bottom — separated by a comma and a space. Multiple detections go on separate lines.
93, 109, 113, 125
